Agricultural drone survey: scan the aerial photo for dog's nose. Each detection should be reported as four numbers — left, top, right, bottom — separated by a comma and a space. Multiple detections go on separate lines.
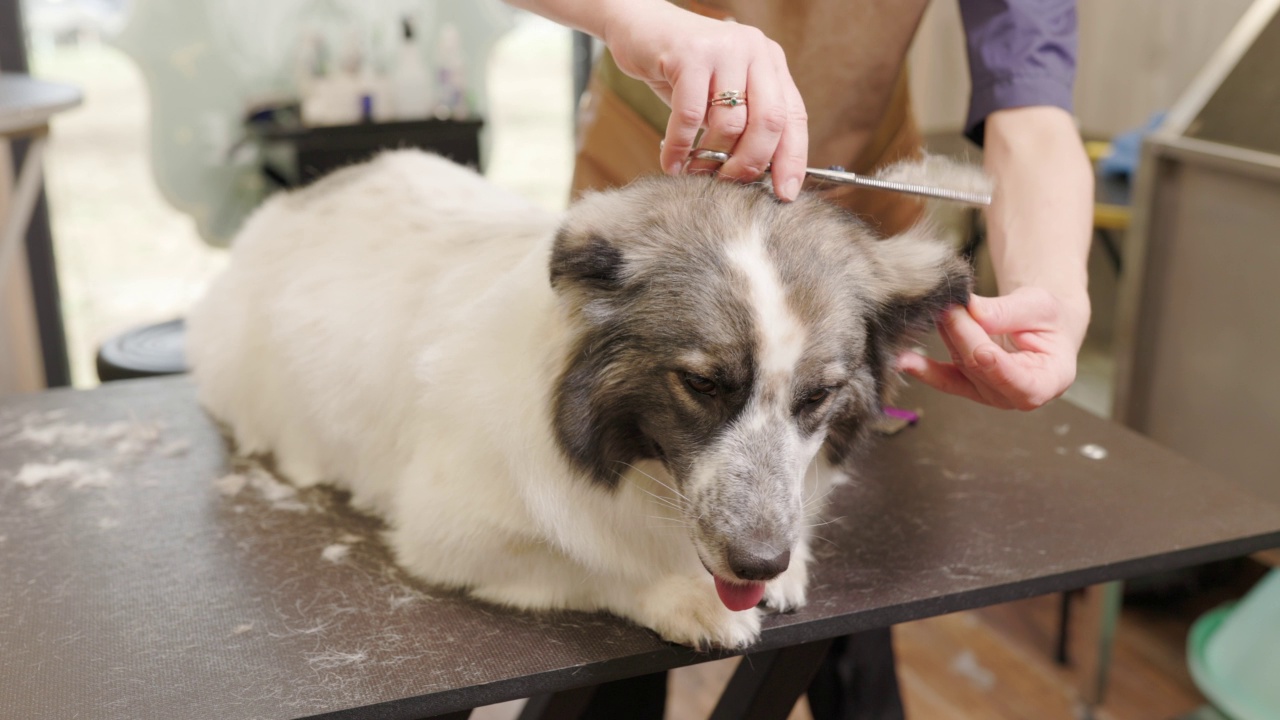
727, 544, 791, 581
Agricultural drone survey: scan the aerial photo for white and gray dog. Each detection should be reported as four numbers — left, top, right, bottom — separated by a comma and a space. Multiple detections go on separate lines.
187, 151, 972, 649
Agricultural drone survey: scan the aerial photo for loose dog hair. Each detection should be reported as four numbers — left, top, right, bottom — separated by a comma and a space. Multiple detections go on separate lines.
187, 151, 972, 648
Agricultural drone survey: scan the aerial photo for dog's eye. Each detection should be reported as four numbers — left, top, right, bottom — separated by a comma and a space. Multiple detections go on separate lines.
683, 373, 718, 396
803, 387, 833, 405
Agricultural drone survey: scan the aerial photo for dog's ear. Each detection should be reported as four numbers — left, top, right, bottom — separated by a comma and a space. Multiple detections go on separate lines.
864, 225, 973, 374
548, 222, 650, 487
549, 226, 626, 292
551, 344, 652, 490
825, 225, 972, 466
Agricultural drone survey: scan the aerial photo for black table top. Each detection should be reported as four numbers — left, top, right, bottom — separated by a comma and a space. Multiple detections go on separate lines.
1, 377, 1277, 720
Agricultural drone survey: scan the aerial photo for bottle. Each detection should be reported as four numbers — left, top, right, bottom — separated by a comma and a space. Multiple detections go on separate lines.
366, 28, 397, 123
391, 17, 433, 121
433, 23, 468, 120
294, 30, 325, 100
298, 0, 365, 127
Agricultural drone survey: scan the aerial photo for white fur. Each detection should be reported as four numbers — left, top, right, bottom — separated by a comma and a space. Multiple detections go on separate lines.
187, 151, 839, 649
725, 225, 807, 379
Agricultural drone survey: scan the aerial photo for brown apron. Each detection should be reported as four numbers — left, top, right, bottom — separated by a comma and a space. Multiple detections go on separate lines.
571, 0, 932, 237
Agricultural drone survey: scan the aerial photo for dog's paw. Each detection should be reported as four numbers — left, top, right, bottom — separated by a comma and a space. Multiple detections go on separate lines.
762, 561, 808, 613
632, 575, 761, 650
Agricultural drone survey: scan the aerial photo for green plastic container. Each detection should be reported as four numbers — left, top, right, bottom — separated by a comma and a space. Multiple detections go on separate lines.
1187, 569, 1280, 720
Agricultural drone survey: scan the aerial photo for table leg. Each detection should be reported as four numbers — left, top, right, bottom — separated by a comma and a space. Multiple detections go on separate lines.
518, 682, 598, 720
1088, 581, 1124, 710
709, 638, 835, 720
806, 629, 905, 720
1055, 590, 1073, 665
1070, 580, 1124, 720
521, 671, 666, 720
0, 133, 46, 295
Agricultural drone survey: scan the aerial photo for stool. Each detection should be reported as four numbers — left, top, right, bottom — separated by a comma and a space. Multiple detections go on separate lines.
95, 318, 187, 382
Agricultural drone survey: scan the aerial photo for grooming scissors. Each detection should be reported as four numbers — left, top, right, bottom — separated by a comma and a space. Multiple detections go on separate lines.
685, 149, 992, 207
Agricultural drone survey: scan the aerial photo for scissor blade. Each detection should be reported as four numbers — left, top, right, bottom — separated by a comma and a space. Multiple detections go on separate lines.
805, 167, 992, 207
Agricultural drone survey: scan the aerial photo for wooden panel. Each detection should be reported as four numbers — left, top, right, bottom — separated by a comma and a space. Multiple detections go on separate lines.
1131, 160, 1280, 503
1075, 0, 1254, 137
910, 0, 1255, 138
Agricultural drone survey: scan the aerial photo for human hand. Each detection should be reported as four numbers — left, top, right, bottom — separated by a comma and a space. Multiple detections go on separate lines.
895, 287, 1091, 411
602, 1, 808, 200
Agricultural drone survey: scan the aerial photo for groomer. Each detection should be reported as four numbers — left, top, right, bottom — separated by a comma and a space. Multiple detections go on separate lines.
509, 0, 1092, 414
504, 1, 1090, 716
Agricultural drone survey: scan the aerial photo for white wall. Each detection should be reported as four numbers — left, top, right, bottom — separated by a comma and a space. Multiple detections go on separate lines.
909, 0, 1256, 138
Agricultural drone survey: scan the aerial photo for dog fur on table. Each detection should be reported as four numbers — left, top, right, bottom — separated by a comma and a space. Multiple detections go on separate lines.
187, 151, 971, 649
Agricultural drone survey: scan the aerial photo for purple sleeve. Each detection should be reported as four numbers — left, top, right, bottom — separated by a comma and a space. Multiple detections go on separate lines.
958, 0, 1078, 145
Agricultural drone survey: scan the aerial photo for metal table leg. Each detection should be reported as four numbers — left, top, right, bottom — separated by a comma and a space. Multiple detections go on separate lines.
518, 683, 599, 720
710, 638, 836, 720
807, 629, 906, 720
1081, 580, 1124, 719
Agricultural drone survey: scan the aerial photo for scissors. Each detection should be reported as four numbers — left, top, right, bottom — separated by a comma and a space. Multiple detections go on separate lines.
686, 148, 992, 207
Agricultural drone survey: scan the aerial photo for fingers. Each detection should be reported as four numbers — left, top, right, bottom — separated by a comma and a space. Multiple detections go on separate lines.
936, 305, 1067, 410
896, 350, 990, 407
936, 320, 1019, 409
967, 290, 1055, 336
717, 57, 786, 183
940, 305, 1008, 374
659, 27, 805, 198
661, 65, 713, 176
767, 44, 808, 201
685, 54, 750, 175
898, 290, 1085, 411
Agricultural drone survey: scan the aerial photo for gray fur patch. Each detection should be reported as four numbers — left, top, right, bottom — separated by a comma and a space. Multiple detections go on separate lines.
548, 175, 970, 573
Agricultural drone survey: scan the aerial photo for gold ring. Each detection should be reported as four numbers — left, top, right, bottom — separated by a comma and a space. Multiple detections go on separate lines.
709, 90, 746, 108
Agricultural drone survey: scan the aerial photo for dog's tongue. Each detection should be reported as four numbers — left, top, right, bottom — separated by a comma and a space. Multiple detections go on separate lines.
714, 577, 767, 611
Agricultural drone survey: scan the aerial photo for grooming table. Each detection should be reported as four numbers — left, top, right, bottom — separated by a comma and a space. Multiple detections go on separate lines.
1, 377, 1278, 720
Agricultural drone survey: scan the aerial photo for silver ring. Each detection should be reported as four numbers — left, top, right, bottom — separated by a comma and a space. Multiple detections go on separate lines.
689, 149, 731, 164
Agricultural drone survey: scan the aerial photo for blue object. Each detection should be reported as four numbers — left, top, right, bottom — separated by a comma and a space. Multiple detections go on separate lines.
1100, 111, 1167, 177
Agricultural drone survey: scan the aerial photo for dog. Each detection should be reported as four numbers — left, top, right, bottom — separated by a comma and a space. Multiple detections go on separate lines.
186, 150, 972, 649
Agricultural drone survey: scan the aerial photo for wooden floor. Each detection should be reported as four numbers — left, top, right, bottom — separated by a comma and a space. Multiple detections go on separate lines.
661, 593, 1208, 720
475, 559, 1269, 720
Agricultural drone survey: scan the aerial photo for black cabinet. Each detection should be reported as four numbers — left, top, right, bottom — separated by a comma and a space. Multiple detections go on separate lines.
252, 118, 484, 188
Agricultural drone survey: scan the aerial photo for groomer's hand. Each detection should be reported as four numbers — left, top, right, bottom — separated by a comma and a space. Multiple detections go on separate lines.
602, 0, 809, 200
898, 106, 1094, 411
896, 288, 1090, 411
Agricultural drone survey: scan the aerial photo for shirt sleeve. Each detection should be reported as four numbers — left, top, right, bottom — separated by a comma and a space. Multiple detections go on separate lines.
958, 0, 1078, 145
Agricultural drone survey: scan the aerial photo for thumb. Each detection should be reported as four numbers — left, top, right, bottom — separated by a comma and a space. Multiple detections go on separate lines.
966, 290, 1054, 336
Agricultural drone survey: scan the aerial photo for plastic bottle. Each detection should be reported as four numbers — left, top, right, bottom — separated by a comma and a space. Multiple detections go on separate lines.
433, 23, 468, 120
391, 17, 434, 121
359, 29, 396, 123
